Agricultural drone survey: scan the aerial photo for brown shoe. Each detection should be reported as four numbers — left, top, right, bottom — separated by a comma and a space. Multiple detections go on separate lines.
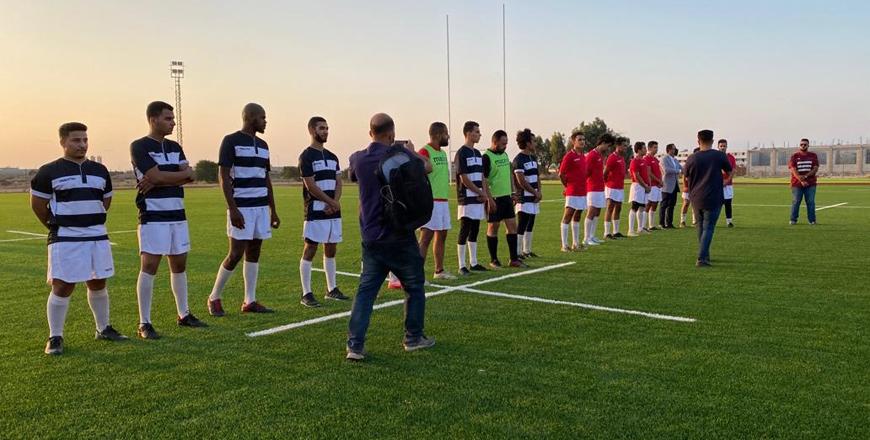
208, 298, 225, 317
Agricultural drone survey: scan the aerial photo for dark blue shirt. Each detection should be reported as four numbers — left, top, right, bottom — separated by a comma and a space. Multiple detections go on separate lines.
685, 149, 732, 210
348, 142, 415, 243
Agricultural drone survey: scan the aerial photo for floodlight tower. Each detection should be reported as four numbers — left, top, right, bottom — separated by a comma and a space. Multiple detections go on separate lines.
170, 60, 185, 146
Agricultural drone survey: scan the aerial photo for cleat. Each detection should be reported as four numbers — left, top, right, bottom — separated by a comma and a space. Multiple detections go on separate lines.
605, 234, 615, 240
509, 259, 528, 268
403, 335, 436, 352
627, 232, 639, 237
458, 267, 471, 276
613, 232, 626, 238
242, 301, 275, 313
727, 223, 734, 228
177, 313, 208, 327
809, 222, 816, 225
679, 222, 687, 228
346, 349, 366, 361
470, 264, 489, 272
560, 246, 572, 253
584, 240, 600, 247
44, 336, 64, 355
300, 292, 322, 308
641, 228, 652, 234
525, 252, 539, 258
789, 221, 797, 225
325, 288, 350, 301
207, 298, 225, 317
433, 271, 456, 280
489, 260, 502, 269
696, 260, 712, 268
572, 244, 586, 251
95, 325, 128, 341
137, 323, 160, 340
591, 237, 605, 244
387, 279, 403, 290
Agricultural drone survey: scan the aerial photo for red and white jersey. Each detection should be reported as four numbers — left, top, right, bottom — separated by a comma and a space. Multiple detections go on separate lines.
559, 149, 587, 196
630, 157, 649, 184
722, 153, 736, 185
605, 153, 626, 190
585, 149, 605, 192
646, 155, 662, 187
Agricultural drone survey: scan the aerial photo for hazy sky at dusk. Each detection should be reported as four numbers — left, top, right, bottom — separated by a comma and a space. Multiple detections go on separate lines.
2, 0, 868, 170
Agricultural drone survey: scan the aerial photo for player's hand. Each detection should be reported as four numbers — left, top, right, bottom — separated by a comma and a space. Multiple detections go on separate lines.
270, 211, 281, 229
486, 197, 496, 214
229, 207, 245, 229
328, 199, 341, 213
534, 191, 543, 202
179, 162, 190, 171
137, 176, 156, 194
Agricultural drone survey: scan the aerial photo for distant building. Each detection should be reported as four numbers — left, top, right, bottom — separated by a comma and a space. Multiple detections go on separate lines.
747, 144, 869, 177
673, 150, 747, 169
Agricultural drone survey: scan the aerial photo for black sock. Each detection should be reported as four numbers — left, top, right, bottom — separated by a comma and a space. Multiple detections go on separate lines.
486, 235, 499, 262
507, 233, 518, 261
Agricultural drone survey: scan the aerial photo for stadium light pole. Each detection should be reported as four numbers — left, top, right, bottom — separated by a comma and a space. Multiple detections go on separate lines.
170, 60, 185, 147
446, 14, 454, 182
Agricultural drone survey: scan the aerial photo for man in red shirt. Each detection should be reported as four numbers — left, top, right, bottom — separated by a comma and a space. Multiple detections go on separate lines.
628, 142, 652, 236
789, 138, 820, 225
558, 131, 587, 251
604, 137, 628, 239
718, 139, 737, 227
644, 141, 663, 231
584, 134, 614, 246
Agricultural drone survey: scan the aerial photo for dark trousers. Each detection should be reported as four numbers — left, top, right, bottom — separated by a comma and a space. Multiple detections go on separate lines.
692, 206, 721, 262
347, 237, 426, 353
660, 189, 679, 227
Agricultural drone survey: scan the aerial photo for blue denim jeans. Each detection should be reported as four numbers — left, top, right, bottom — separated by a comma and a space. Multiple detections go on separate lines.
791, 186, 817, 223
692, 206, 721, 262
347, 236, 426, 353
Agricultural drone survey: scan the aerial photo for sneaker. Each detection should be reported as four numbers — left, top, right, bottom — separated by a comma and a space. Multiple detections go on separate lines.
560, 246, 572, 253
137, 323, 160, 340
509, 259, 528, 268
300, 292, 322, 308
403, 335, 436, 352
44, 336, 63, 355
177, 313, 208, 327
326, 288, 350, 301
526, 252, 540, 258
727, 223, 734, 228
387, 279, 403, 289
207, 298, 225, 317
591, 237, 605, 244
489, 259, 503, 269
627, 231, 639, 237
789, 221, 797, 225
346, 349, 366, 361
572, 244, 586, 251
242, 301, 275, 313
696, 260, 712, 268
651, 226, 663, 231
459, 267, 471, 276
433, 271, 456, 280
613, 233, 626, 238
679, 222, 687, 228
517, 253, 527, 260
605, 234, 615, 240
470, 264, 489, 272
584, 240, 600, 247
641, 228, 652, 234
809, 222, 816, 225
95, 325, 128, 341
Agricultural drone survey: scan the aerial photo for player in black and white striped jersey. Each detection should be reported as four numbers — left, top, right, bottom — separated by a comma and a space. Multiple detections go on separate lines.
298, 116, 349, 308
513, 129, 543, 258
208, 103, 280, 316
130, 101, 205, 340
31, 122, 128, 355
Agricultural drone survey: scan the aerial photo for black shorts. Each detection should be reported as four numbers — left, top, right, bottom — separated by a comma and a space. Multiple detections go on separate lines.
487, 196, 516, 222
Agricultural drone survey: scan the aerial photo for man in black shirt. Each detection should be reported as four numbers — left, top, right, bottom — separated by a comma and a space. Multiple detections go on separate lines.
684, 130, 732, 267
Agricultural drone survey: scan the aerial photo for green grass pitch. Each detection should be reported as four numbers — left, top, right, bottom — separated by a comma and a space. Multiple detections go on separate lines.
0, 182, 867, 438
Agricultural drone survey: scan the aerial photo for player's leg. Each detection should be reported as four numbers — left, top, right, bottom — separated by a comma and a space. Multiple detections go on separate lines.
137, 252, 162, 338
504, 216, 522, 266
806, 186, 817, 224
168, 252, 205, 327
612, 201, 623, 236
323, 242, 349, 300
467, 217, 485, 271
241, 239, 274, 311
208, 237, 245, 316
486, 220, 501, 266
457, 217, 471, 274
516, 211, 529, 257
432, 230, 452, 278
524, 213, 537, 255
44, 278, 75, 354
560, 205, 574, 251
347, 240, 391, 359
300, 239, 321, 307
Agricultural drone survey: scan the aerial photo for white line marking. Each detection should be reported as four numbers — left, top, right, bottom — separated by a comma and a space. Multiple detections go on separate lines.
6, 230, 46, 237
458, 287, 696, 322
247, 262, 576, 337
0, 236, 46, 243
816, 202, 848, 211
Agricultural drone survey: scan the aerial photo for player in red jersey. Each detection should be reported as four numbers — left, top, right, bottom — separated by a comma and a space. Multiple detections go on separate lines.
718, 139, 737, 227
558, 131, 587, 251
644, 141, 663, 231
680, 147, 700, 227
583, 134, 614, 246
603, 137, 628, 239
627, 142, 651, 236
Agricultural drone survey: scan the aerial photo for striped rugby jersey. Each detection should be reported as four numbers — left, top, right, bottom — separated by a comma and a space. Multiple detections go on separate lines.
218, 131, 271, 208
512, 152, 540, 203
454, 145, 484, 205
30, 158, 112, 244
298, 146, 340, 221
131, 137, 188, 224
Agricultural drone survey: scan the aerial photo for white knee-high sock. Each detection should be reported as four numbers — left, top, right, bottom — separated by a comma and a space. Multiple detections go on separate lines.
560, 223, 569, 248
457, 244, 467, 269
243, 261, 258, 304
613, 219, 620, 234
209, 265, 234, 301
584, 218, 593, 242
590, 218, 598, 239
170, 271, 189, 318
524, 231, 533, 253
604, 221, 612, 236
300, 259, 313, 294
137, 271, 155, 324
629, 211, 637, 233
468, 241, 478, 266
571, 221, 580, 247
516, 235, 524, 255
87, 288, 110, 332
47, 292, 70, 337
324, 257, 337, 291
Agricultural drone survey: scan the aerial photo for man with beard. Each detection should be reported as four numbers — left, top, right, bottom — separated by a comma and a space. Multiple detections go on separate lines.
482, 130, 524, 268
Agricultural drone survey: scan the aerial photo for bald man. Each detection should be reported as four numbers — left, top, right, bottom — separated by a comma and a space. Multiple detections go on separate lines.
207, 103, 280, 316
345, 113, 434, 361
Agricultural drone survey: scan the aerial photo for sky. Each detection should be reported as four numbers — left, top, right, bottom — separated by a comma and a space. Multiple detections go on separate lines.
2, 0, 869, 170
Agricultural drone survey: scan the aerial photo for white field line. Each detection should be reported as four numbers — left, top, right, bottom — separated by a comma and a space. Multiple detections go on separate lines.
2, 229, 136, 245
6, 230, 46, 237
458, 286, 696, 322
816, 202, 848, 211
246, 262, 576, 338
310, 263, 696, 324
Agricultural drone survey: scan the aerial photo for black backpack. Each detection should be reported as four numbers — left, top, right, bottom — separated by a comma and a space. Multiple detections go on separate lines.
376, 146, 433, 232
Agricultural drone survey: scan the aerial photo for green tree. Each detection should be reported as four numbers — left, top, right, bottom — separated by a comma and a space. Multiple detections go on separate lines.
549, 132, 567, 168
571, 117, 632, 162
534, 135, 554, 174
194, 160, 218, 183
281, 166, 301, 180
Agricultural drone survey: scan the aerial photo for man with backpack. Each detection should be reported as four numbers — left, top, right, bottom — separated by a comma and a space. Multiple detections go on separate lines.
346, 113, 434, 361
